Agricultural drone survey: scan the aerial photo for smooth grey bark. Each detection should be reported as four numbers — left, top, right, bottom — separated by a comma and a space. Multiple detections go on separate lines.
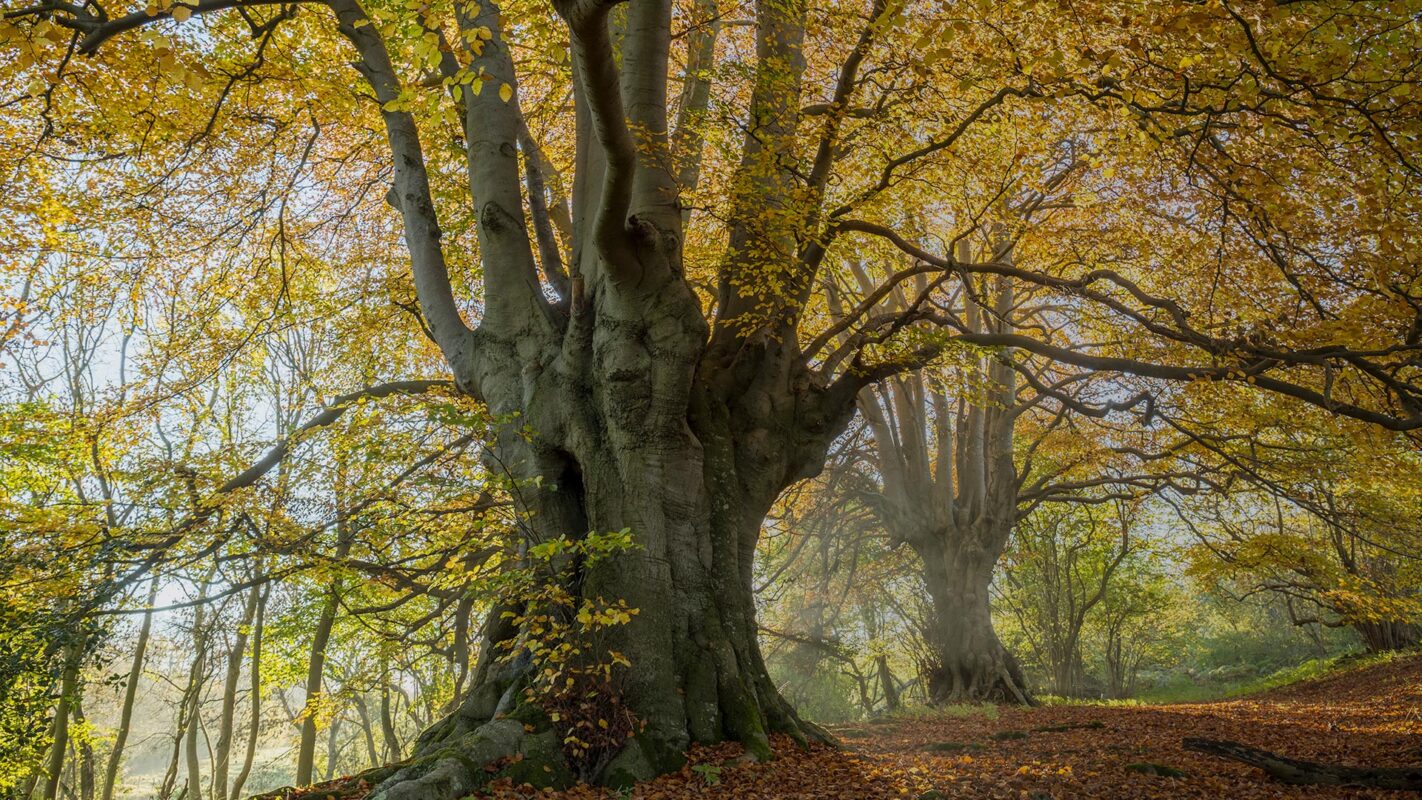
101, 577, 159, 800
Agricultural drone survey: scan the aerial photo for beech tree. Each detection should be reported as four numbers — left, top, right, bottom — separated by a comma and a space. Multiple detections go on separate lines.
5, 0, 1422, 795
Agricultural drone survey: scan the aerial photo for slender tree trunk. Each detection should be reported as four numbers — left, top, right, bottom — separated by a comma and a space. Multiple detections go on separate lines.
74, 699, 95, 800
324, 717, 343, 781
378, 676, 400, 762
156, 712, 183, 800
296, 535, 352, 786
295, 590, 338, 786
42, 641, 82, 800
101, 578, 158, 800
355, 695, 381, 767
227, 586, 267, 800
182, 572, 216, 800
445, 596, 473, 715
875, 656, 900, 712
213, 579, 261, 800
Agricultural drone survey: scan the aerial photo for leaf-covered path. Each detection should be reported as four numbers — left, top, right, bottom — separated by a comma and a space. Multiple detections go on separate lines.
292, 656, 1422, 799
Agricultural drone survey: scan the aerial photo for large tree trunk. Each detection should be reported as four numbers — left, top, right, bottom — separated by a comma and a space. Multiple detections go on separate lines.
306, 0, 859, 796
370, 431, 827, 798
915, 533, 1031, 705
1355, 619, 1420, 653
854, 247, 1034, 707
362, 281, 849, 799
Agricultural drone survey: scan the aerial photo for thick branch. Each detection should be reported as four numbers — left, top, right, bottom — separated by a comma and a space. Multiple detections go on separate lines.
622, 0, 679, 229
1183, 738, 1422, 791
558, 0, 639, 271
455, 0, 556, 332
327, 0, 478, 386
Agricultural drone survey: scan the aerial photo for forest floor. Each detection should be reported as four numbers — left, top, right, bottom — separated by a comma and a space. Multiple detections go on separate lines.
307, 654, 1422, 799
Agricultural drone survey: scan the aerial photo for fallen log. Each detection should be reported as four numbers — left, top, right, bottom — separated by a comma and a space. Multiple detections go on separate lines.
1183, 738, 1422, 791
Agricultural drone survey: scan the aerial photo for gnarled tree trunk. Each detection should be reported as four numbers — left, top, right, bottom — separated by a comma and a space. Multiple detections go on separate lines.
370, 331, 852, 797
913, 530, 1030, 704
1356, 619, 1420, 653
854, 251, 1033, 706
327, 0, 889, 790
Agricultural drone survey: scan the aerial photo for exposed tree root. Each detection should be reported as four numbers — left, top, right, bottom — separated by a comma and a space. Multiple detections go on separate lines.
927, 648, 1036, 707
309, 682, 831, 800
1183, 738, 1422, 791
368, 717, 575, 800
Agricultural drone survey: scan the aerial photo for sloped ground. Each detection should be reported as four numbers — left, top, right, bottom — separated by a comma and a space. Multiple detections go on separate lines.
288, 655, 1422, 799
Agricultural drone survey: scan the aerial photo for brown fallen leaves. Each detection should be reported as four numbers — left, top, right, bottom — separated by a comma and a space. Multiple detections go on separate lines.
297, 655, 1422, 800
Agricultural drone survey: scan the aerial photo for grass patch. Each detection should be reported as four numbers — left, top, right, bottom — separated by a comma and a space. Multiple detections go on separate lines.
1035, 695, 1147, 708
1034, 648, 1419, 706
1138, 647, 1417, 704
1225, 649, 1411, 696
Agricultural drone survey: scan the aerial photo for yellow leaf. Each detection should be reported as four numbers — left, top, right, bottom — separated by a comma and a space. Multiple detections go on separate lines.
499, 82, 512, 103
171, 4, 192, 21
